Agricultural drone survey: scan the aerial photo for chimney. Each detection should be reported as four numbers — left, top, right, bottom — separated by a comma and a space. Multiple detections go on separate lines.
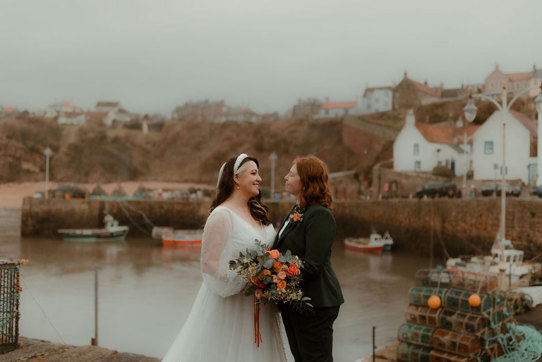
405, 109, 415, 126
325, 97, 329, 103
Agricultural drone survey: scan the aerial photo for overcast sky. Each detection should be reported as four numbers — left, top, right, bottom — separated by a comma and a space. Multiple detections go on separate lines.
1, 0, 541, 115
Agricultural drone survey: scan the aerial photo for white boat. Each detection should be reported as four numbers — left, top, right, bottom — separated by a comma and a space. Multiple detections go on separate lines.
344, 232, 392, 252
447, 238, 542, 287
58, 214, 129, 242
382, 231, 394, 251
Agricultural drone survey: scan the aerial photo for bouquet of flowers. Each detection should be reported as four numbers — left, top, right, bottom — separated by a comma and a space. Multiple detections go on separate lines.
229, 239, 312, 346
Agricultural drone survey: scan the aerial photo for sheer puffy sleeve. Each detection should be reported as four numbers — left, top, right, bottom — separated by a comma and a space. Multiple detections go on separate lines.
200, 208, 245, 298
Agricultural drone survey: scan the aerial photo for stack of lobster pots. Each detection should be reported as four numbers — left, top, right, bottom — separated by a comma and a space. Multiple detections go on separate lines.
396, 269, 512, 362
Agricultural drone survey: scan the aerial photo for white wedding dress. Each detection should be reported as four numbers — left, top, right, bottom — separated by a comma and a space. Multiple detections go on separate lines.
163, 205, 288, 362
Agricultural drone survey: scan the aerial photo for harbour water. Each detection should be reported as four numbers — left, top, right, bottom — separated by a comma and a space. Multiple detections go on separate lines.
0, 207, 437, 362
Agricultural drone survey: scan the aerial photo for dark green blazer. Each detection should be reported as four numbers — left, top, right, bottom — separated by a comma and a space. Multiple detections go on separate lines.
273, 203, 344, 308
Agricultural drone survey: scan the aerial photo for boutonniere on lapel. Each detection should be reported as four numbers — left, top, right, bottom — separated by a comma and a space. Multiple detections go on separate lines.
289, 205, 305, 226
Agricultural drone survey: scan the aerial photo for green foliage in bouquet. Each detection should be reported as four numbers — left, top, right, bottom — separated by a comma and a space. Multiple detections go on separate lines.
229, 239, 312, 310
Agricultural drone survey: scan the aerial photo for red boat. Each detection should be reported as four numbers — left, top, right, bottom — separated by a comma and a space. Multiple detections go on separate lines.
161, 229, 203, 246
344, 234, 384, 252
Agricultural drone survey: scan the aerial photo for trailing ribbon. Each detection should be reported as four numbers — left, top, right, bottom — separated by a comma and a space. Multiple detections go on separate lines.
254, 295, 261, 347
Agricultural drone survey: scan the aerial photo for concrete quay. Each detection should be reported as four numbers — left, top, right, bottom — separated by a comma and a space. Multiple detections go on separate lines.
0, 337, 159, 361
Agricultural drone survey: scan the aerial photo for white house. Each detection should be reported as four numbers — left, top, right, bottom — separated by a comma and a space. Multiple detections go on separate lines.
393, 111, 478, 176
57, 112, 86, 125
45, 101, 83, 119
471, 110, 537, 184
359, 87, 393, 114
315, 100, 357, 119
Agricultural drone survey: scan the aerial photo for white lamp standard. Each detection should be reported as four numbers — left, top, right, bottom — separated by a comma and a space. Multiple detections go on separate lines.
461, 96, 477, 197
464, 85, 542, 244
269, 152, 277, 199
43, 147, 53, 199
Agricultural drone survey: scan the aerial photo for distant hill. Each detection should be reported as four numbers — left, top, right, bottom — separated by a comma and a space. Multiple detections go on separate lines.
2, 96, 535, 187
0, 116, 360, 187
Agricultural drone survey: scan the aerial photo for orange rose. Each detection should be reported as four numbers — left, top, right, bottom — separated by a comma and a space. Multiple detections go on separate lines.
266, 249, 280, 259
276, 280, 287, 290
291, 213, 301, 222
272, 262, 283, 273
262, 269, 272, 276
286, 264, 300, 276
251, 276, 260, 285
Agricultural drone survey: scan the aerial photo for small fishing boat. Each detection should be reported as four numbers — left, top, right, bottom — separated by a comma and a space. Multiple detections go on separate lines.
58, 214, 129, 242
382, 231, 394, 251
344, 233, 384, 252
151, 226, 174, 239
162, 229, 203, 246
447, 238, 542, 287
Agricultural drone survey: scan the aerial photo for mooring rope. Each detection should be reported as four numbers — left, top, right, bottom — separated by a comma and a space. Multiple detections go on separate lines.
115, 200, 152, 236
117, 200, 156, 228
19, 276, 67, 345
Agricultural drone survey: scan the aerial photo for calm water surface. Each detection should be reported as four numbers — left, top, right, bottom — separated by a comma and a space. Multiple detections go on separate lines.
0, 207, 437, 362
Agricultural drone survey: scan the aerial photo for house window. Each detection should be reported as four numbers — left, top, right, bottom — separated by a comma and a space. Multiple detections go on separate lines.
325, 109, 329, 115
413, 143, 419, 155
484, 141, 494, 154
415, 161, 421, 171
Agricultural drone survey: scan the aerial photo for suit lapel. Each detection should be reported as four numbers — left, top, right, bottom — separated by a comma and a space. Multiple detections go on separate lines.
273, 210, 293, 247
278, 221, 295, 243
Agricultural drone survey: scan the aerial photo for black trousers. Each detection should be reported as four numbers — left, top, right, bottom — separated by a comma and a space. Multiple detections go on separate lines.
279, 305, 340, 362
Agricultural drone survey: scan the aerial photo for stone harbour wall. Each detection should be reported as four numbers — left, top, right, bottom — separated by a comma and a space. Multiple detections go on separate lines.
21, 197, 542, 258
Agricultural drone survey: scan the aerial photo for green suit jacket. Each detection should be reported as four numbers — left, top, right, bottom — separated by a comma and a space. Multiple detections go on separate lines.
274, 203, 344, 308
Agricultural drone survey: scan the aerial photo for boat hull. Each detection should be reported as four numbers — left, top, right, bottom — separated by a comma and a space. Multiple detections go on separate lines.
344, 238, 383, 252
58, 227, 129, 243
161, 229, 203, 246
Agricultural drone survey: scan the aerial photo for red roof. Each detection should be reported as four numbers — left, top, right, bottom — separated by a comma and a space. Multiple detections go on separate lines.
320, 102, 356, 109
416, 123, 479, 144
507, 72, 531, 82
408, 79, 440, 97
2, 107, 16, 113
510, 110, 537, 136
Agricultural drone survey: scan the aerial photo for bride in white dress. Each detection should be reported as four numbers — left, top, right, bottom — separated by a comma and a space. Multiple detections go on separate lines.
163, 154, 287, 362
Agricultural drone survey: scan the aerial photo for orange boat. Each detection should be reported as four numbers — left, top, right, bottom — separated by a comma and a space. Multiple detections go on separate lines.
161, 229, 203, 246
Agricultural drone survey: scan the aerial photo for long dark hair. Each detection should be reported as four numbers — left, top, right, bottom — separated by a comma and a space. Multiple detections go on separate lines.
210, 156, 271, 225
295, 155, 333, 210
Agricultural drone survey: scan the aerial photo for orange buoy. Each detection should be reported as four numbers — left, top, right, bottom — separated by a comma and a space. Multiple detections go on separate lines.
468, 294, 481, 307
427, 295, 441, 309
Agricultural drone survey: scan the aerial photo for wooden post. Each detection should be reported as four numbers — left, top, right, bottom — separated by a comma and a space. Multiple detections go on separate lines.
372, 326, 376, 362
91, 266, 98, 346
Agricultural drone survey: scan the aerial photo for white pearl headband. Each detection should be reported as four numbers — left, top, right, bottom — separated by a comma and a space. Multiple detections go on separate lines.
216, 153, 249, 188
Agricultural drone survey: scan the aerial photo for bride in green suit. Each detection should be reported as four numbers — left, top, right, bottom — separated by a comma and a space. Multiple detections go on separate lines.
273, 155, 344, 362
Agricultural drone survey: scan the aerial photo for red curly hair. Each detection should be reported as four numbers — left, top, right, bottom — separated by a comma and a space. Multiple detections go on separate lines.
294, 155, 333, 209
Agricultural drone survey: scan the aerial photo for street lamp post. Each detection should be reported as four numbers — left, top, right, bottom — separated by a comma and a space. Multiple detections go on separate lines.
464, 85, 542, 245
43, 147, 53, 200
269, 152, 277, 199
461, 96, 477, 197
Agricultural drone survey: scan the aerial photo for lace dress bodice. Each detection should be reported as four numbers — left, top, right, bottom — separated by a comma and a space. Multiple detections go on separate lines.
201, 205, 276, 297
